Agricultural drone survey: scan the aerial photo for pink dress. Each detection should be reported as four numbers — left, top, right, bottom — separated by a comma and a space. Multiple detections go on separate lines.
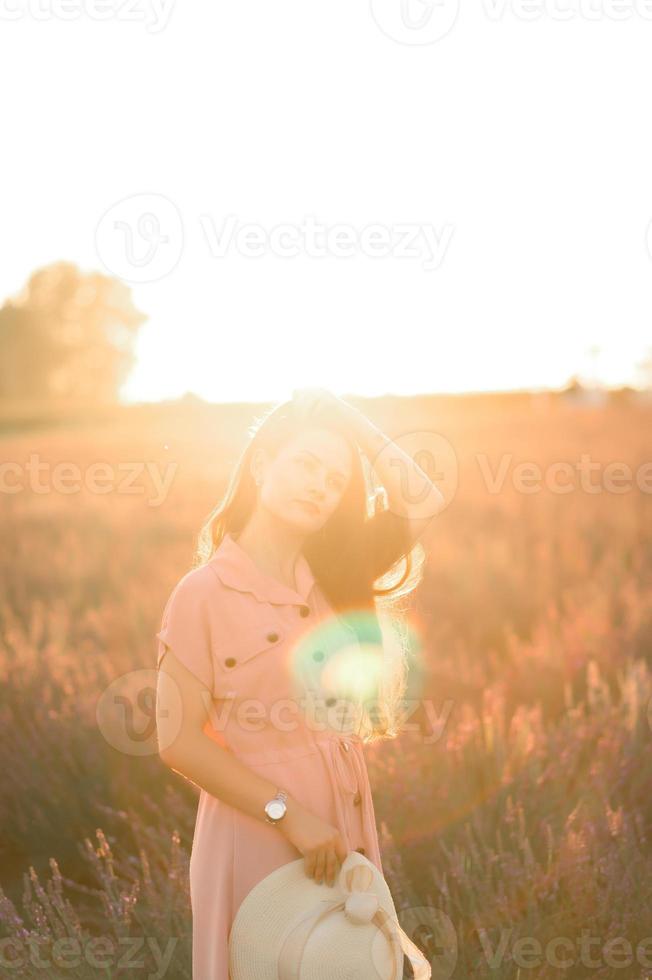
155, 532, 384, 980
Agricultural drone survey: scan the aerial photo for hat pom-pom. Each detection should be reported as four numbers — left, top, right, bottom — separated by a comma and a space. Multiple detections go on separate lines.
345, 891, 378, 924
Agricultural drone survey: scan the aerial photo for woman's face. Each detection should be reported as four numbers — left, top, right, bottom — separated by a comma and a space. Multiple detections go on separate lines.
254, 427, 354, 532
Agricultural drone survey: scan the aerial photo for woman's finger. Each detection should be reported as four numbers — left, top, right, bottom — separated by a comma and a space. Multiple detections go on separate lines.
335, 836, 349, 865
313, 849, 326, 884
304, 852, 316, 880
292, 387, 331, 419
291, 390, 316, 418
324, 847, 338, 887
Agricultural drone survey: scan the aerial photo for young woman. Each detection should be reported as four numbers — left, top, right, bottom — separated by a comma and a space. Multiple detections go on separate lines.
155, 388, 444, 980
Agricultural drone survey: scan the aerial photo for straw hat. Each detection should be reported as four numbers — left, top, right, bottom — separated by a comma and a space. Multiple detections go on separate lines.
229, 849, 431, 979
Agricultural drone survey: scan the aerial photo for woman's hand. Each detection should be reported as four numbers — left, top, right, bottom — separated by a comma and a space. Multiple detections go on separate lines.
278, 798, 349, 886
291, 387, 356, 428
291, 387, 380, 458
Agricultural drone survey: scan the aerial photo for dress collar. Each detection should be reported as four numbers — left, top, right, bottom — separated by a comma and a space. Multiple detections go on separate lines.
208, 531, 316, 605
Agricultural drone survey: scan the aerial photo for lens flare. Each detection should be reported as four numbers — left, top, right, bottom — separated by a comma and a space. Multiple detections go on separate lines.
289, 608, 427, 737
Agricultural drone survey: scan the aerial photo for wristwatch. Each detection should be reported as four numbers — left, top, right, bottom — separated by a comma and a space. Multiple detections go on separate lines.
264, 788, 288, 826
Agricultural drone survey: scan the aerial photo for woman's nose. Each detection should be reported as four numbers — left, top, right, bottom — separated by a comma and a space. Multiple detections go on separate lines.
306, 484, 326, 500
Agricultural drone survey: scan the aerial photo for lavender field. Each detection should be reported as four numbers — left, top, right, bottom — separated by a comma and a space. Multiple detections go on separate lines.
1, 393, 651, 979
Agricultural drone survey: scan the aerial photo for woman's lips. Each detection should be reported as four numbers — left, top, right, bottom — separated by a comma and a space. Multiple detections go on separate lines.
296, 500, 320, 515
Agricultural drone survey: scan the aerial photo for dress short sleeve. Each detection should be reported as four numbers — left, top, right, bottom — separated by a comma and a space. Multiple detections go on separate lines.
156, 571, 215, 693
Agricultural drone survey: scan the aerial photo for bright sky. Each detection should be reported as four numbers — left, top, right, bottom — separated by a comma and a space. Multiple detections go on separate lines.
2, 1, 651, 403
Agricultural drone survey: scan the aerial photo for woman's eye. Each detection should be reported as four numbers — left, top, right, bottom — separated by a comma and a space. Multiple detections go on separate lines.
296, 457, 343, 491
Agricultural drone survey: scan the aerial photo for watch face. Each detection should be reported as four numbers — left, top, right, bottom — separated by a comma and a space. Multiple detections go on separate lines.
266, 800, 286, 820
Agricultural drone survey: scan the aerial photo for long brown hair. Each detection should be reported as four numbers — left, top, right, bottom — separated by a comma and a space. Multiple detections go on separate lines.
192, 399, 426, 743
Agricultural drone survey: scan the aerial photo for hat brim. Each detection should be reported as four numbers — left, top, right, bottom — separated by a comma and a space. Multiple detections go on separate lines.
229, 851, 402, 979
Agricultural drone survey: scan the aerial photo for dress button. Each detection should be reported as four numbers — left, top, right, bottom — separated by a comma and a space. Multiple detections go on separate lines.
342, 741, 350, 752
266, 632, 279, 643
225, 657, 237, 668
353, 791, 362, 806
299, 605, 310, 617
356, 847, 366, 855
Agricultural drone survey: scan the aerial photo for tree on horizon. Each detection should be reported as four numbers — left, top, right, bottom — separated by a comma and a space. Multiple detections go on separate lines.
0, 261, 147, 405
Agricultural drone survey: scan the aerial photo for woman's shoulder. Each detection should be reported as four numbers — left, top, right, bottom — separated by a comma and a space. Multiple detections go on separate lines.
163, 561, 225, 606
